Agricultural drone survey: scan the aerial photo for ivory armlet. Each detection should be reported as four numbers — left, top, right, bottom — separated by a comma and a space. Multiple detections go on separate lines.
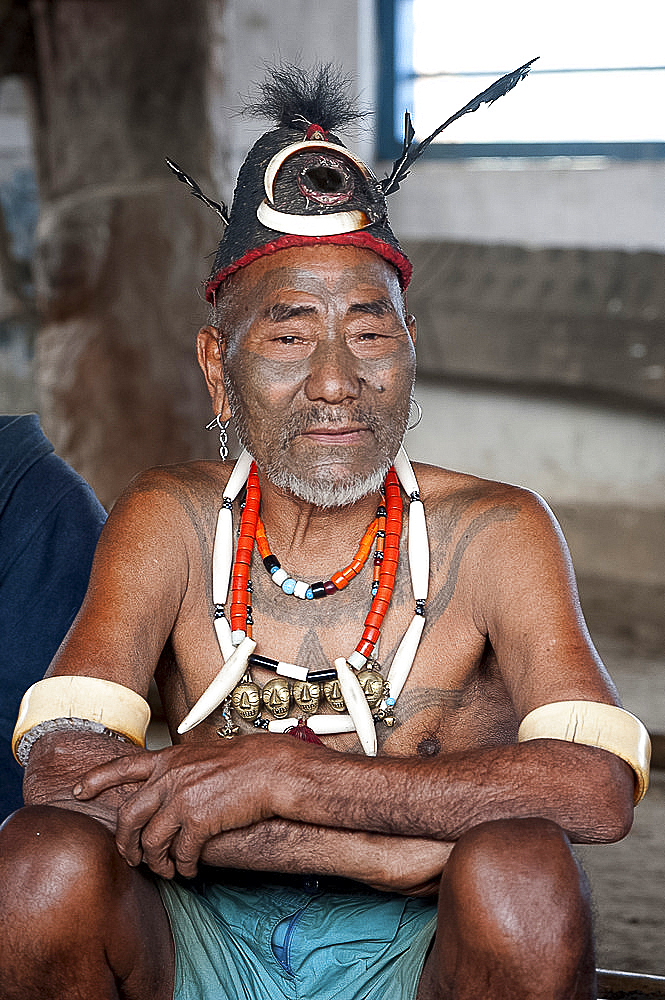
12, 675, 151, 766
518, 700, 651, 805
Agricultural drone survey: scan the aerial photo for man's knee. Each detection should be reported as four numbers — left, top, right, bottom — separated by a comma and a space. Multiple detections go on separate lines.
0, 805, 123, 929
0, 806, 174, 998
442, 817, 592, 948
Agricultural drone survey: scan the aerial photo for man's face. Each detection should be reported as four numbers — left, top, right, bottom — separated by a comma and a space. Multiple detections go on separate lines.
215, 245, 416, 507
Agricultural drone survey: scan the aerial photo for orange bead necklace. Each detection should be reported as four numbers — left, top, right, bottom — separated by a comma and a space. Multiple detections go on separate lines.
229, 463, 402, 668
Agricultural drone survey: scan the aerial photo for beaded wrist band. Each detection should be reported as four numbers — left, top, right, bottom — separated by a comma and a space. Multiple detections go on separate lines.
14, 718, 133, 767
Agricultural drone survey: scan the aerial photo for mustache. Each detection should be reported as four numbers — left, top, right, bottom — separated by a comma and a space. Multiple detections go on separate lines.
279, 405, 380, 449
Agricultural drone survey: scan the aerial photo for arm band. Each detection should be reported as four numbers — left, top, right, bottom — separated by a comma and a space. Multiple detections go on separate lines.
12, 675, 151, 766
518, 700, 651, 805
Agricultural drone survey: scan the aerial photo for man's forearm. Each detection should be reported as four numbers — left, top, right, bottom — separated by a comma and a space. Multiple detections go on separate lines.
272, 738, 635, 845
201, 819, 452, 896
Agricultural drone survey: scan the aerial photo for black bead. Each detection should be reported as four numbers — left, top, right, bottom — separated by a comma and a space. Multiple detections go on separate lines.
310, 582, 326, 599
263, 554, 280, 573
308, 667, 337, 682
249, 653, 279, 673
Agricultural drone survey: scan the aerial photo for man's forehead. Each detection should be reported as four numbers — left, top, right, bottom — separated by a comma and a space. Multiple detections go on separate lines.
230, 244, 403, 300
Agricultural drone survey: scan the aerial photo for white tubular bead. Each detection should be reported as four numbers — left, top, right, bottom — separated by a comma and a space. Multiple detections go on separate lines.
212, 506, 234, 606
334, 658, 377, 756
276, 661, 309, 682
268, 715, 356, 735
222, 449, 253, 501
386, 614, 425, 702
346, 650, 367, 669
213, 615, 235, 661
271, 568, 288, 587
293, 580, 309, 600
394, 446, 419, 496
408, 499, 429, 601
268, 718, 299, 734
231, 629, 246, 645
177, 636, 256, 734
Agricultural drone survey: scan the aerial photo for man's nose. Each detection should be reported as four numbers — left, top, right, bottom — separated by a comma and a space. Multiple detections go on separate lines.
304, 340, 361, 404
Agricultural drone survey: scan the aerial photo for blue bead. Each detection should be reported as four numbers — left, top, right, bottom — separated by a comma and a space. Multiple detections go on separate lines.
281, 577, 297, 595
269, 565, 279, 575
306, 588, 314, 599
386, 697, 396, 707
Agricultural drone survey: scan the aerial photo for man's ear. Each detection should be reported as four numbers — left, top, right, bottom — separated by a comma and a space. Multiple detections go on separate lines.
196, 326, 232, 420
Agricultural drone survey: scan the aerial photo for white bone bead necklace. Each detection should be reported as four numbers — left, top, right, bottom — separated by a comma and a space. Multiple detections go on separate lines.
177, 446, 429, 755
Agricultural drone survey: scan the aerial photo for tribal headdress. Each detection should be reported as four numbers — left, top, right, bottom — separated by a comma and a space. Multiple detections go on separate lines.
168, 59, 537, 302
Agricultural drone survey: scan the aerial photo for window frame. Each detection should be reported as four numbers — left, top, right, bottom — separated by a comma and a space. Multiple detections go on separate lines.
376, 0, 665, 162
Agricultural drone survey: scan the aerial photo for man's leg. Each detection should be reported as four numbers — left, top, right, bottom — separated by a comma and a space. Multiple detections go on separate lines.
0, 805, 175, 1000
417, 818, 596, 1000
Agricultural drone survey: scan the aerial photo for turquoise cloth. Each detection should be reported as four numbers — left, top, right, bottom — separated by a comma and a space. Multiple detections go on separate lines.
157, 876, 437, 1000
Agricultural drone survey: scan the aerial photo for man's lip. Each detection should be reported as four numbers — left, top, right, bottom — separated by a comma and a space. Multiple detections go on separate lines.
301, 425, 370, 443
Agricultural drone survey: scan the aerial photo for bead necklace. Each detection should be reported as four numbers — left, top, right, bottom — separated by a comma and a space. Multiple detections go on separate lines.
255, 507, 383, 600
230, 463, 402, 667
177, 447, 430, 756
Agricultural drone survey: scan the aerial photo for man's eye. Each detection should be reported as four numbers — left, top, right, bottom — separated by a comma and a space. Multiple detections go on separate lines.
273, 334, 306, 345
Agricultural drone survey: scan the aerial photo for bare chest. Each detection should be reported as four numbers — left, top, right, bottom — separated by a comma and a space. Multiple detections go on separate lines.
164, 542, 518, 759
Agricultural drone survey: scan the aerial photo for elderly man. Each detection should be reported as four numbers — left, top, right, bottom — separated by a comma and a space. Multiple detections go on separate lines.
0, 65, 649, 1000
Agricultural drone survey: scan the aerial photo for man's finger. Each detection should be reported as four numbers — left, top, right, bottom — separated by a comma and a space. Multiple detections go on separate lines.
72, 753, 156, 798
172, 826, 208, 879
114, 783, 167, 864
139, 814, 183, 879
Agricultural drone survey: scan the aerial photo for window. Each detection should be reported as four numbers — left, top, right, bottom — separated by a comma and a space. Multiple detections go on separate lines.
377, 0, 665, 159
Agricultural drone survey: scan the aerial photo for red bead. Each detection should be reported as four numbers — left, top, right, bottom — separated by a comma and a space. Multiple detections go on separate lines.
361, 625, 380, 645
364, 611, 384, 631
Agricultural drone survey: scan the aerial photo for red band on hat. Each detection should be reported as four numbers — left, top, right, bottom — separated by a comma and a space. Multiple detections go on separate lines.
205, 232, 412, 302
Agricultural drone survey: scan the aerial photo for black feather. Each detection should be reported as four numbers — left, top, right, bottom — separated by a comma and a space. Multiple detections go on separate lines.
240, 61, 368, 132
165, 158, 230, 226
382, 57, 539, 196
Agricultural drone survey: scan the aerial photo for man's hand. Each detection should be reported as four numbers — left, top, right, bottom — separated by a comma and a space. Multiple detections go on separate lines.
73, 734, 285, 878
23, 732, 146, 833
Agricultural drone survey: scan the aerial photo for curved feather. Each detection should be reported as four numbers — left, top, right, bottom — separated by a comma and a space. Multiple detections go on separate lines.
165, 158, 229, 225
382, 57, 539, 196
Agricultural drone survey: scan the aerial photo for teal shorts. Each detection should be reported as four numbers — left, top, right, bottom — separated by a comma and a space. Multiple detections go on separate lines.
157, 873, 437, 1000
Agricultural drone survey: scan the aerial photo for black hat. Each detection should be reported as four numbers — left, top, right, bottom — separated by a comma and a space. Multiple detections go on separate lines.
167, 60, 537, 302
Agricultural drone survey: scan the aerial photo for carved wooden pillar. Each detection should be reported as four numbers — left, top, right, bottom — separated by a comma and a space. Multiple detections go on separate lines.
30, 0, 221, 506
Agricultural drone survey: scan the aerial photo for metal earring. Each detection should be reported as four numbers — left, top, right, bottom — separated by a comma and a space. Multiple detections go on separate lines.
206, 413, 230, 461
407, 396, 423, 431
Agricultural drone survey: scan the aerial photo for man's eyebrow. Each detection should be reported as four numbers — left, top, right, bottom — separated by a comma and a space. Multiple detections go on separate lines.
348, 298, 396, 317
265, 303, 317, 322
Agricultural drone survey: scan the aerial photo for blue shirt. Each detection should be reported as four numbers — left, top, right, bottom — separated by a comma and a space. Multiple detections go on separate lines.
0, 414, 106, 818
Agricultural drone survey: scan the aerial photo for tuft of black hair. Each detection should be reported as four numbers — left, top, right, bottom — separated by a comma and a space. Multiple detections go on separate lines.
240, 61, 368, 132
